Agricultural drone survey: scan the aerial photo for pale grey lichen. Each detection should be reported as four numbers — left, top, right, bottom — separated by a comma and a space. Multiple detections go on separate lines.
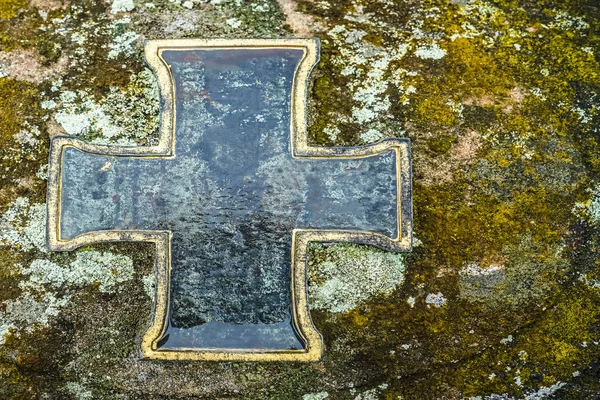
110, 0, 135, 14
500, 335, 513, 345
54, 69, 159, 146
353, 388, 381, 400
308, 244, 405, 313
550, 10, 590, 31
107, 31, 140, 60
0, 291, 70, 344
0, 250, 135, 344
302, 392, 329, 400
100, 68, 160, 144
5, 291, 69, 327
142, 272, 156, 299
461, 263, 503, 276
579, 273, 600, 290
20, 251, 135, 294
323, 126, 340, 142
14, 122, 41, 147
359, 128, 385, 143
251, 2, 271, 12
65, 382, 94, 400
425, 292, 447, 308
226, 17, 242, 28
582, 184, 600, 223
41, 99, 57, 110
0, 197, 47, 253
0, 315, 12, 344
0, 195, 136, 343
414, 43, 447, 59
325, 24, 412, 143
36, 164, 49, 181
55, 90, 125, 139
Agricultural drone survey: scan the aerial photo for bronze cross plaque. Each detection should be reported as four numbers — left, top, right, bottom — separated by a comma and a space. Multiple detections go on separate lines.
46, 39, 412, 362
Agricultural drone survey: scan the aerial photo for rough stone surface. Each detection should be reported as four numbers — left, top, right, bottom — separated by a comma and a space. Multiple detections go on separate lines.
0, 0, 599, 399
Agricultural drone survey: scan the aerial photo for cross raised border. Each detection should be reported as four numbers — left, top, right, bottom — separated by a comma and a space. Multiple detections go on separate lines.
46, 38, 413, 362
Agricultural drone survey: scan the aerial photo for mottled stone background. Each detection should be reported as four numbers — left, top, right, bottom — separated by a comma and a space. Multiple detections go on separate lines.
0, 0, 599, 399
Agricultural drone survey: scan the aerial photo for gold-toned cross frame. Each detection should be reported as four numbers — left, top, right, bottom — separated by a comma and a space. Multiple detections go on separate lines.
46, 38, 412, 362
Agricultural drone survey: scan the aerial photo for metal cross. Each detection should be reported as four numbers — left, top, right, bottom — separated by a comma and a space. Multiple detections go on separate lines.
47, 39, 412, 362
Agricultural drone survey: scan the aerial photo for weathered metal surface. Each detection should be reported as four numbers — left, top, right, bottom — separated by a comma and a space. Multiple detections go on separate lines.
46, 39, 412, 361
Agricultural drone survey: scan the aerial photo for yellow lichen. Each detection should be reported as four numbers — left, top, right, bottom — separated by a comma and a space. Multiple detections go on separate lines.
0, 0, 27, 20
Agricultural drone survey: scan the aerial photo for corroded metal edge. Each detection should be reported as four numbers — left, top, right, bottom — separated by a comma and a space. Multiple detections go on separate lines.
46, 38, 413, 362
